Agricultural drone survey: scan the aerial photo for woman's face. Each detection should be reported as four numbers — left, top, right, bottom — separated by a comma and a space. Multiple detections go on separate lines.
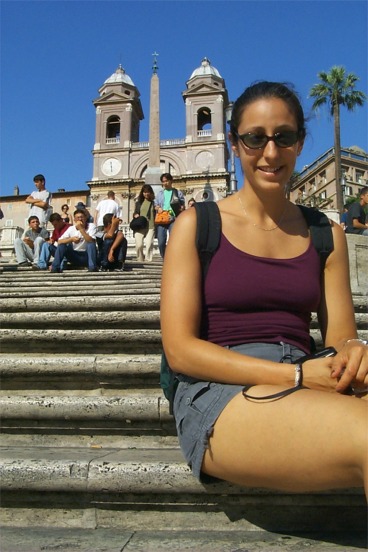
143, 190, 153, 200
233, 97, 303, 192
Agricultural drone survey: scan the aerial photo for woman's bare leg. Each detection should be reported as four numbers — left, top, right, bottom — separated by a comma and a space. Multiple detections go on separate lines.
202, 386, 367, 495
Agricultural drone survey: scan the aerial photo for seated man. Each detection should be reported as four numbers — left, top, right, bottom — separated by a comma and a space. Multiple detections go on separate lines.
51, 210, 97, 273
14, 216, 49, 268
345, 186, 368, 235
98, 214, 127, 272
37, 213, 71, 270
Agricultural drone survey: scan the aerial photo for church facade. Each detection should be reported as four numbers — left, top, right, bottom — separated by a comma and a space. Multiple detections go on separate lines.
87, 57, 232, 221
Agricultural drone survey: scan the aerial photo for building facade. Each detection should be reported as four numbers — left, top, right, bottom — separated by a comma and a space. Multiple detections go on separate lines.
87, 57, 231, 219
289, 146, 368, 209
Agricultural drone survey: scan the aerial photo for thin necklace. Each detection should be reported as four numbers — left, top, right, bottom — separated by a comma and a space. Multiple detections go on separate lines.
237, 194, 288, 232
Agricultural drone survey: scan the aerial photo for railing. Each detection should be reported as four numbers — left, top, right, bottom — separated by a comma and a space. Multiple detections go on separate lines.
197, 130, 212, 137
131, 138, 185, 149
106, 138, 120, 145
295, 194, 333, 208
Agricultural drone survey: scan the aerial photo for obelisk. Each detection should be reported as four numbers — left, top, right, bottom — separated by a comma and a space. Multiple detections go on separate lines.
145, 52, 162, 192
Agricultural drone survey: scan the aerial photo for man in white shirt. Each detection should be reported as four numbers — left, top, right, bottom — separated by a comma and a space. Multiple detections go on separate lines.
94, 191, 121, 229
50, 210, 97, 273
25, 174, 51, 227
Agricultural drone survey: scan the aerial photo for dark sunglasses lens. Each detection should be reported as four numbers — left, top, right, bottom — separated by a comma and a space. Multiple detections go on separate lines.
241, 134, 267, 148
239, 131, 299, 148
274, 131, 299, 147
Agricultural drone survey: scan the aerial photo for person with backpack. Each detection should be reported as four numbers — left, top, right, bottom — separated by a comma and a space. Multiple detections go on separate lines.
160, 82, 367, 497
132, 184, 156, 262
154, 173, 185, 258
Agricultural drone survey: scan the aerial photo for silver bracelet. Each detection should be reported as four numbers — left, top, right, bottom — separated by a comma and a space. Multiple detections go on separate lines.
345, 338, 368, 346
294, 364, 303, 387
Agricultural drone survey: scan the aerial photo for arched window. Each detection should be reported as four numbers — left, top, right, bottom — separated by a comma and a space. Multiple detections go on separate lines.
106, 116, 120, 144
197, 107, 212, 137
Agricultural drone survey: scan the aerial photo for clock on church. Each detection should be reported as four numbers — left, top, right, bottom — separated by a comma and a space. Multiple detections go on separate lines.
101, 157, 122, 177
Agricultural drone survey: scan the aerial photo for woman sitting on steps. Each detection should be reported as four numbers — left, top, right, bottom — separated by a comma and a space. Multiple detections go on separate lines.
160, 81, 368, 497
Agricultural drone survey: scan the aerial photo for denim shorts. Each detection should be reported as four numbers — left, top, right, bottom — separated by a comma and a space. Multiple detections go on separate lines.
172, 342, 305, 482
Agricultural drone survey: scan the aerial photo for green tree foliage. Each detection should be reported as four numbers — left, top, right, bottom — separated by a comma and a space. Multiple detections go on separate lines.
309, 66, 366, 213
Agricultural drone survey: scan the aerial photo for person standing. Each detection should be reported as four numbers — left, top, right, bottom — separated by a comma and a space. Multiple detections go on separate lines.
51, 210, 97, 273
14, 216, 49, 267
345, 186, 368, 235
154, 173, 184, 258
60, 204, 71, 223
25, 174, 51, 227
132, 185, 155, 262
75, 202, 94, 223
94, 191, 121, 230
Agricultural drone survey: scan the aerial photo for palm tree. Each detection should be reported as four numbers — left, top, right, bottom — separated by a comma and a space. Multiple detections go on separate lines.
309, 66, 366, 213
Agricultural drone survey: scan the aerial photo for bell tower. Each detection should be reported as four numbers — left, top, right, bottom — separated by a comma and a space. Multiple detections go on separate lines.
91, 65, 144, 182
182, 58, 229, 198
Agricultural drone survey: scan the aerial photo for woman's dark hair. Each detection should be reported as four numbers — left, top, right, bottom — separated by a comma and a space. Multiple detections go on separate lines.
230, 81, 306, 142
138, 184, 155, 204
61, 204, 69, 211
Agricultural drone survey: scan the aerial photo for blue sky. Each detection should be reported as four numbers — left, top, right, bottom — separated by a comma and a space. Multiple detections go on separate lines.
1, 0, 367, 198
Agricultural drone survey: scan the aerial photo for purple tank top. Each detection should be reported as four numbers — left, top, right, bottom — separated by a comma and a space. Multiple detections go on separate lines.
202, 233, 321, 353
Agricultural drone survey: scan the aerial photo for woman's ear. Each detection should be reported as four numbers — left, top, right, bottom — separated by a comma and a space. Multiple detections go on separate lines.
297, 140, 304, 156
228, 131, 240, 157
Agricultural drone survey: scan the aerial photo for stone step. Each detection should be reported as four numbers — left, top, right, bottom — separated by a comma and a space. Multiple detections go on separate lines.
0, 353, 161, 385
0, 328, 162, 353
0, 446, 365, 533
2, 528, 366, 552
0, 295, 160, 312
0, 432, 179, 449
0, 270, 163, 284
0, 389, 171, 425
0, 286, 161, 298
0, 310, 161, 329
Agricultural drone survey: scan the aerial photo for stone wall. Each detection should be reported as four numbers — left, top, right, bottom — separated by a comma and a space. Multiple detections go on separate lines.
346, 234, 368, 295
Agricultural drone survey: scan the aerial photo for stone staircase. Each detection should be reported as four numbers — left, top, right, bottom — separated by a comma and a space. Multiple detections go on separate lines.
0, 261, 367, 540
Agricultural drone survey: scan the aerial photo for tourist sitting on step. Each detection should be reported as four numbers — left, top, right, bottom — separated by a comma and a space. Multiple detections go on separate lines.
50, 209, 97, 273
161, 81, 368, 498
36, 213, 71, 270
98, 213, 127, 272
14, 215, 49, 268
345, 186, 368, 236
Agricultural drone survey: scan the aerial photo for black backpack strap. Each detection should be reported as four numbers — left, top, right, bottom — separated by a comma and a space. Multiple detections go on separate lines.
298, 205, 334, 270
194, 202, 221, 278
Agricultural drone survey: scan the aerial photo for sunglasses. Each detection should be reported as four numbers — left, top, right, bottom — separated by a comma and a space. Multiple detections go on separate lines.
236, 130, 300, 149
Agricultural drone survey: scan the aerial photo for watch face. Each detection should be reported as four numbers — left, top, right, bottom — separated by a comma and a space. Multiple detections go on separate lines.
101, 158, 121, 177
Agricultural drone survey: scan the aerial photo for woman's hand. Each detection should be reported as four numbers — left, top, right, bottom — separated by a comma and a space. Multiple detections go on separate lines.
302, 357, 338, 392
330, 340, 368, 393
